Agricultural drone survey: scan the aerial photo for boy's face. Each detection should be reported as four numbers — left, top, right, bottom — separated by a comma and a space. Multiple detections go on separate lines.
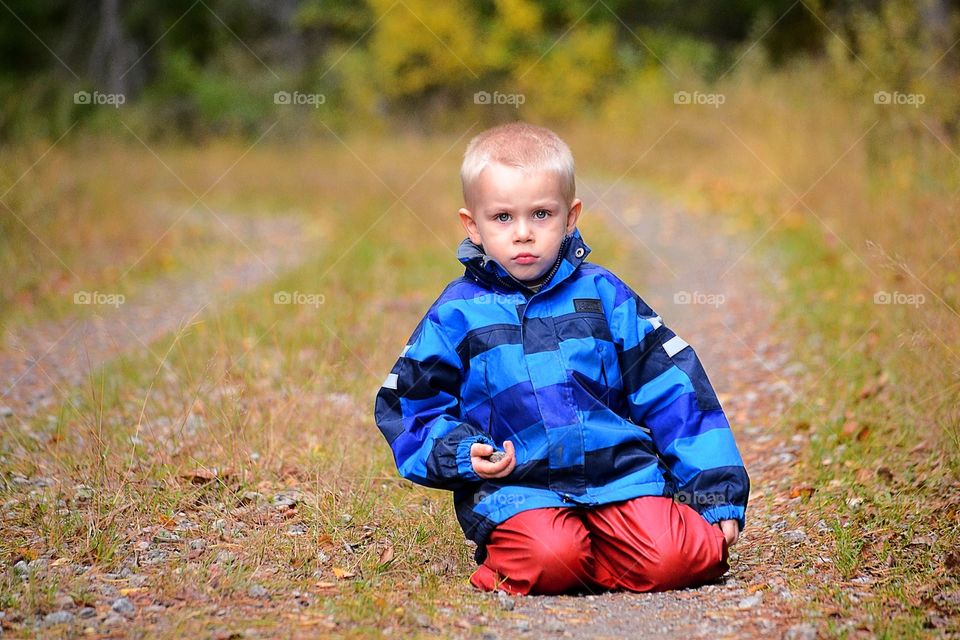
459, 162, 582, 282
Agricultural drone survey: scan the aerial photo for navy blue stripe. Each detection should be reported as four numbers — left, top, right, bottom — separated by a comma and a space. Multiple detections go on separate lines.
374, 387, 404, 445
522, 316, 559, 353
395, 357, 460, 401
570, 370, 627, 416
583, 441, 662, 481
455, 324, 522, 365
618, 325, 675, 398
669, 346, 722, 411
675, 465, 750, 512
556, 313, 613, 343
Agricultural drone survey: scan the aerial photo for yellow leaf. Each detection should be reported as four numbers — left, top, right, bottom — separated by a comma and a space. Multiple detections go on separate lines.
332, 567, 356, 579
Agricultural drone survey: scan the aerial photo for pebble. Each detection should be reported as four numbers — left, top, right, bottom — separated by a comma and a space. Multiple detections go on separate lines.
77, 607, 97, 619
271, 492, 301, 509
784, 623, 818, 640
737, 593, 763, 609
103, 614, 125, 626
496, 590, 515, 611
248, 584, 269, 599
152, 530, 180, 543
42, 611, 75, 626
111, 597, 136, 617
782, 529, 807, 543
13, 560, 30, 578
128, 574, 148, 587
0, 406, 12, 417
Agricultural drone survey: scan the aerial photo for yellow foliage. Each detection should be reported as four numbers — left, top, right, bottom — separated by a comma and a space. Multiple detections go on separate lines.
512, 22, 618, 120
366, 0, 485, 97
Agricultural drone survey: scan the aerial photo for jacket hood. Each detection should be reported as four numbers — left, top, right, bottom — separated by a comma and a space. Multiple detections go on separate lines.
456, 227, 592, 295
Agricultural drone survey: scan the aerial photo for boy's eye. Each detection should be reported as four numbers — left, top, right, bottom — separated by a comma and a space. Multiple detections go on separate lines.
495, 212, 511, 222
533, 209, 550, 219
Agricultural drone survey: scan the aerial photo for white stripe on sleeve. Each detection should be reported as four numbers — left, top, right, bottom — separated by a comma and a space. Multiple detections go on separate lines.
662, 335, 689, 357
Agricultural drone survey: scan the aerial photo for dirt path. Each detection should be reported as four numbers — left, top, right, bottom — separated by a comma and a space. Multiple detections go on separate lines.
0, 212, 311, 419
480, 179, 816, 638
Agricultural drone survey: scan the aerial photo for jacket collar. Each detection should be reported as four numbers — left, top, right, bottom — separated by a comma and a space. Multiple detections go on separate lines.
457, 227, 592, 295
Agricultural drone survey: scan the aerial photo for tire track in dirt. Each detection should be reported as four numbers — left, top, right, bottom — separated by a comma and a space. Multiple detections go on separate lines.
0, 212, 313, 420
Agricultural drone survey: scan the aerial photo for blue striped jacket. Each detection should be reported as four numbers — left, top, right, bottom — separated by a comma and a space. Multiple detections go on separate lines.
374, 227, 749, 563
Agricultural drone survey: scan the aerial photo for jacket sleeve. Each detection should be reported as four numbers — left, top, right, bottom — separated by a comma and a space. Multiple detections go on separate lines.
373, 312, 495, 491
605, 277, 750, 531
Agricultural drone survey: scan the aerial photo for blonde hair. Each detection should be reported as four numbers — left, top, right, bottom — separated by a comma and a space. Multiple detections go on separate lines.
460, 122, 576, 209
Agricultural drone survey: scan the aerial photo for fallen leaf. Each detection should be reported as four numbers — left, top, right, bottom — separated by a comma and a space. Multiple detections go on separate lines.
789, 485, 815, 499
15, 547, 39, 562
180, 467, 234, 484
378, 544, 395, 565
842, 420, 860, 438
332, 567, 356, 579
120, 587, 147, 596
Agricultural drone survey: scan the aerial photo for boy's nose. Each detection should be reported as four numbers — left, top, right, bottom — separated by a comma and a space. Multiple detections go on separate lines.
514, 220, 533, 241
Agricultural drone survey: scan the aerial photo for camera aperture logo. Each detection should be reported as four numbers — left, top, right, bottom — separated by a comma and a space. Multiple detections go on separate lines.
274, 91, 326, 108
74, 91, 126, 108
274, 290, 325, 308
673, 290, 725, 308
474, 91, 525, 108
674, 90, 725, 108
73, 291, 125, 308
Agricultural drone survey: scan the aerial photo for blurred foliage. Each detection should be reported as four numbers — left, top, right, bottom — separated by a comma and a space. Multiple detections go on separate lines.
0, 0, 958, 139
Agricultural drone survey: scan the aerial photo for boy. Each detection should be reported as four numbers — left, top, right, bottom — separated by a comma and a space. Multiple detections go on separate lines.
374, 122, 749, 596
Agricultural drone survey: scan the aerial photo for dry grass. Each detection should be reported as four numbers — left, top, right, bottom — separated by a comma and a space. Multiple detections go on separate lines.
1, 60, 959, 634
566, 59, 960, 635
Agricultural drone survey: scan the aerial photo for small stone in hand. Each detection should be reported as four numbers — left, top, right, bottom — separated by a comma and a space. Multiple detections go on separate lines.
488, 451, 505, 463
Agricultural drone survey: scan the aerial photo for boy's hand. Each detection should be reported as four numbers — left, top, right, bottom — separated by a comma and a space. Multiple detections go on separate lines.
715, 519, 740, 547
471, 440, 516, 479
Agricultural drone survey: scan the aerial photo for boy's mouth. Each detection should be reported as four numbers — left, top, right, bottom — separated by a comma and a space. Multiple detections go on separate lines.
513, 253, 537, 265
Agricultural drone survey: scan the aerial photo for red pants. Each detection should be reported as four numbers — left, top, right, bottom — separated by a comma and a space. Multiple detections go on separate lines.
469, 496, 729, 595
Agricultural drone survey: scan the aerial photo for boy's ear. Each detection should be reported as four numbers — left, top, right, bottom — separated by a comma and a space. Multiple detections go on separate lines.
459, 207, 482, 245
565, 198, 583, 233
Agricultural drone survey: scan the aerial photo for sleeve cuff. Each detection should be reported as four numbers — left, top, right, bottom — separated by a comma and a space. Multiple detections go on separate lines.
700, 504, 746, 532
456, 434, 495, 483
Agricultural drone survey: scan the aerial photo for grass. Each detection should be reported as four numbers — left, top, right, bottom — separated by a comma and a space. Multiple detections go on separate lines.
1, 130, 578, 636
562, 57, 959, 636
2, 54, 959, 635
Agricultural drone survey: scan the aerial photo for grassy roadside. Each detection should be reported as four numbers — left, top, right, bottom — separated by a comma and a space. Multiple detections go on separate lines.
2, 65, 958, 635
562, 61, 960, 634
2, 132, 642, 637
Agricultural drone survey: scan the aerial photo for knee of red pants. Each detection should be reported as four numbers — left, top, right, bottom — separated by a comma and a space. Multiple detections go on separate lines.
588, 496, 729, 593
469, 507, 596, 596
